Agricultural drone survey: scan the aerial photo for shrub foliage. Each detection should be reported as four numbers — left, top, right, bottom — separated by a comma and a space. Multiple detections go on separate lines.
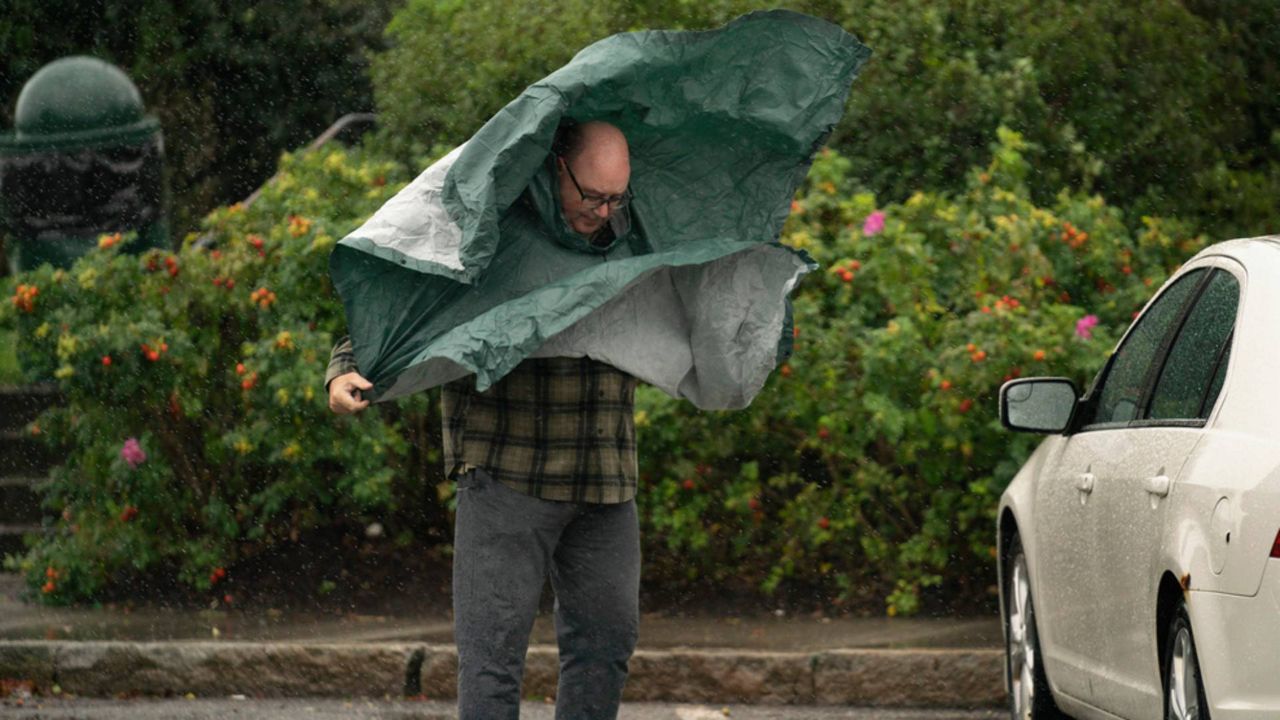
636, 129, 1205, 613
1, 147, 443, 602
3, 131, 1208, 612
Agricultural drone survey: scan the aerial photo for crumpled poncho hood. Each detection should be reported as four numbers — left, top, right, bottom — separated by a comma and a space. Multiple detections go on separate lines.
329, 10, 870, 409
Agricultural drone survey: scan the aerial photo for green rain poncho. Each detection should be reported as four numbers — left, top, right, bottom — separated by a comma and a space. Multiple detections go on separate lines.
330, 10, 869, 409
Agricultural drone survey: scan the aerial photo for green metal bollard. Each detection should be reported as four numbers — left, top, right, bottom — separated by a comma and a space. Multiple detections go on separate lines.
0, 56, 168, 273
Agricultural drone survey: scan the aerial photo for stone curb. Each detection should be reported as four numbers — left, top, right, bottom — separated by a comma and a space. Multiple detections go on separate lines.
0, 641, 1004, 707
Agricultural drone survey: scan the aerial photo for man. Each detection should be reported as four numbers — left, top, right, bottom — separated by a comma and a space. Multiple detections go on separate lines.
326, 121, 640, 720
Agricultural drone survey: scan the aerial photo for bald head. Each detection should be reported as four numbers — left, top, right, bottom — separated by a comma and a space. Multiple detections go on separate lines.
559, 121, 628, 163
555, 121, 631, 236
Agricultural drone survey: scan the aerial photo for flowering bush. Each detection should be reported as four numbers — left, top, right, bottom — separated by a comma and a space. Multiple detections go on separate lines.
636, 128, 1208, 614
0, 146, 428, 603
1, 130, 1210, 614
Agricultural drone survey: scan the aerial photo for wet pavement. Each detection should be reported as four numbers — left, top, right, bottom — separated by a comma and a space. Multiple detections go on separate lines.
0, 574, 1002, 651
0, 697, 1004, 719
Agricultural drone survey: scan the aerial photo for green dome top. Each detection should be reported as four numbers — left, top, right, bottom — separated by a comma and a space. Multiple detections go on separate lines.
14, 56, 146, 137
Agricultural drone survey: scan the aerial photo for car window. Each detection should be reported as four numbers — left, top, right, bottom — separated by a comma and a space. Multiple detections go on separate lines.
1147, 270, 1238, 420
1088, 269, 1207, 426
1200, 340, 1230, 418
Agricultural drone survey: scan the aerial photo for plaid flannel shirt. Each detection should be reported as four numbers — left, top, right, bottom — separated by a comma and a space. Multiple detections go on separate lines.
325, 336, 638, 503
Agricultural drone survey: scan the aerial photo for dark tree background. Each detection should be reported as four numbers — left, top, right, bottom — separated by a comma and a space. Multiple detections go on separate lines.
1, 0, 397, 249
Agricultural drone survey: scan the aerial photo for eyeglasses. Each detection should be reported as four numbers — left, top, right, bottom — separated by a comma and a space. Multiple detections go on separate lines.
559, 156, 632, 211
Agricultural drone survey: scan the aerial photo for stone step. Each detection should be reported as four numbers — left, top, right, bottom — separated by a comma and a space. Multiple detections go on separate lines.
0, 522, 40, 561
0, 429, 55, 476
0, 383, 61, 432
0, 476, 44, 525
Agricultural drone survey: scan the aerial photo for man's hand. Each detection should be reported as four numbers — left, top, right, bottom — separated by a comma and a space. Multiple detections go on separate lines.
329, 372, 373, 414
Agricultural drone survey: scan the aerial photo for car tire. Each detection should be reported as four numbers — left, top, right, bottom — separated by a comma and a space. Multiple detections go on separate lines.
1005, 534, 1065, 719
1164, 600, 1211, 720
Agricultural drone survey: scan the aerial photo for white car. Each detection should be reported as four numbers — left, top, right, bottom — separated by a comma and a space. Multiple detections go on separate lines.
997, 236, 1280, 720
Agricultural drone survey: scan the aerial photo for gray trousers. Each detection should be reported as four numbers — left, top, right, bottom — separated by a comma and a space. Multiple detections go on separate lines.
453, 467, 640, 720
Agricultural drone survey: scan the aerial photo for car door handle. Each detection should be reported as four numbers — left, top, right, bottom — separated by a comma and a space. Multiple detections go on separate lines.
1145, 475, 1171, 497
1076, 473, 1095, 494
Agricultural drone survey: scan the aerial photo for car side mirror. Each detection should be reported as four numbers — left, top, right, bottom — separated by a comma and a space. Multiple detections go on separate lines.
1000, 378, 1080, 434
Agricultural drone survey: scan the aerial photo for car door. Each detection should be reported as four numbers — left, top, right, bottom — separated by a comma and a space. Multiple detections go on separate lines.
1029, 431, 1112, 703
1031, 267, 1209, 709
1087, 266, 1240, 720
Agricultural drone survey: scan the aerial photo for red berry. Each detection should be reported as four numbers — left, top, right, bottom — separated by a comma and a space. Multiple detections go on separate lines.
817, 427, 831, 439
682, 478, 696, 490
817, 517, 830, 530
102, 355, 112, 366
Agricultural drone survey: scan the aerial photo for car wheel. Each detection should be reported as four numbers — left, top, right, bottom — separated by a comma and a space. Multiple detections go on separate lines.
1164, 601, 1211, 720
1005, 534, 1065, 719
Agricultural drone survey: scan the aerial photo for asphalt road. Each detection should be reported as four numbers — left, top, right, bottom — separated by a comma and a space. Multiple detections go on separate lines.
0, 698, 1004, 719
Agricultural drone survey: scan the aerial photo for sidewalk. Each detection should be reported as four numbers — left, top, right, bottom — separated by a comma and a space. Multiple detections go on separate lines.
0, 573, 1005, 707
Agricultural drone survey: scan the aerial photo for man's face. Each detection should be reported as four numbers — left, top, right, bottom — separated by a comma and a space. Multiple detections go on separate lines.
557, 152, 631, 236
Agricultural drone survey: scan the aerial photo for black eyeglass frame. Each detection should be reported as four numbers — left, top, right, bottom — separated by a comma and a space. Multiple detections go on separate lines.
558, 155, 633, 211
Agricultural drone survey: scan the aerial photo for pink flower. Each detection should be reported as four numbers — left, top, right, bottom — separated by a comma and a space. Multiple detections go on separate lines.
862, 210, 886, 237
1075, 314, 1100, 340
120, 438, 147, 469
